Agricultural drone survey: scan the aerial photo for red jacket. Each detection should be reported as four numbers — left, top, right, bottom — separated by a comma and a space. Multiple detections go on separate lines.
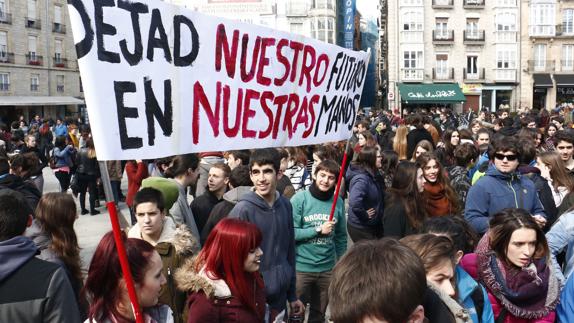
125, 161, 148, 207
460, 254, 556, 323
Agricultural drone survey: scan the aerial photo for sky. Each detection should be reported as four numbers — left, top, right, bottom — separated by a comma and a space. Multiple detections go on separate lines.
356, 0, 378, 20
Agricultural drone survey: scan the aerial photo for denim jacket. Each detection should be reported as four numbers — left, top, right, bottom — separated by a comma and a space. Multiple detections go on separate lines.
546, 210, 574, 287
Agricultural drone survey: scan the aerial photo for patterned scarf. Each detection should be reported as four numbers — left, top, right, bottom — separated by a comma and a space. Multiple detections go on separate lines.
475, 233, 559, 319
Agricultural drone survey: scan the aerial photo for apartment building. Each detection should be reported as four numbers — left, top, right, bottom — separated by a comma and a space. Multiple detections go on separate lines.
0, 0, 83, 124
520, 0, 574, 110
387, 0, 521, 113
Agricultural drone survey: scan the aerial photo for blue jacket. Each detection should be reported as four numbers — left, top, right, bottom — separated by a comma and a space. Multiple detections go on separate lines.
455, 265, 494, 323
229, 190, 296, 312
558, 274, 574, 322
345, 164, 384, 229
464, 164, 546, 235
546, 210, 574, 287
54, 124, 67, 137
53, 145, 75, 168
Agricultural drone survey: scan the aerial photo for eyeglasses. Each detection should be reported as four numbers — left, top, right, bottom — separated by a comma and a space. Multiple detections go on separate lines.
494, 153, 518, 161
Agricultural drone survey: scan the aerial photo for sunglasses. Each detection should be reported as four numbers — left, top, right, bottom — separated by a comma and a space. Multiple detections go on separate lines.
494, 153, 518, 161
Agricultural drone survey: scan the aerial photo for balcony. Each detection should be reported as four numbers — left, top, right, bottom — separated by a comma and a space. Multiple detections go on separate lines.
463, 0, 485, 8
400, 30, 423, 43
26, 54, 43, 66
432, 0, 453, 9
494, 69, 517, 82
463, 68, 485, 82
0, 52, 14, 64
432, 68, 454, 82
559, 60, 574, 72
556, 24, 574, 37
529, 25, 555, 38
401, 68, 424, 82
25, 17, 41, 30
52, 23, 66, 34
432, 30, 454, 44
0, 12, 12, 25
495, 31, 517, 43
53, 57, 68, 68
463, 30, 485, 44
527, 60, 555, 73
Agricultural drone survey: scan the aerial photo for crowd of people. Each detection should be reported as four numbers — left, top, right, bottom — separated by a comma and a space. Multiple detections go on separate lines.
3, 106, 574, 322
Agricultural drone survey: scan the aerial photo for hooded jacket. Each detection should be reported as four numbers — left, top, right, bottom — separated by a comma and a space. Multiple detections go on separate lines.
345, 164, 384, 230
455, 265, 494, 323
175, 261, 266, 323
229, 190, 296, 311
0, 173, 41, 211
0, 236, 81, 322
129, 216, 196, 323
464, 164, 546, 235
200, 186, 252, 245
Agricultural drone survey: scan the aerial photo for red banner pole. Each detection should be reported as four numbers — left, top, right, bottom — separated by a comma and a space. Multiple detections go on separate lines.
98, 161, 144, 323
328, 137, 353, 222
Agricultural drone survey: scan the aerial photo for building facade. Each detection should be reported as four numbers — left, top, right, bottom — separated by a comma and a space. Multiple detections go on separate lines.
520, 0, 574, 110
387, 0, 521, 113
0, 0, 84, 124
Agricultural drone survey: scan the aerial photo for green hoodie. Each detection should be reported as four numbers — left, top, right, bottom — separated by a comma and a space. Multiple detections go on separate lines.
291, 189, 347, 273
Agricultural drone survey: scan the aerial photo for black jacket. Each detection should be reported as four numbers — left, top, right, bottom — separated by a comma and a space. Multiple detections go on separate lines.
0, 173, 41, 211
407, 128, 435, 160
190, 190, 223, 234
518, 166, 558, 230
75, 148, 99, 176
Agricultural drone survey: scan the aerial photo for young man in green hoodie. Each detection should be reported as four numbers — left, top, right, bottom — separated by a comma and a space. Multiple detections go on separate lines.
291, 159, 347, 323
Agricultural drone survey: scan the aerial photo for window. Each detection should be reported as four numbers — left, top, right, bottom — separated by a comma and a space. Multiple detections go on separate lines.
436, 54, 448, 78
56, 75, 64, 92
467, 56, 478, 75
496, 12, 516, 31
54, 39, 62, 62
564, 9, 574, 34
79, 76, 83, 92
435, 18, 448, 38
290, 23, 303, 36
30, 73, 39, 91
496, 0, 516, 6
530, 3, 556, 36
312, 17, 335, 44
0, 73, 8, 91
496, 49, 516, 69
312, 0, 334, 9
54, 6, 61, 24
401, 0, 423, 5
0, 31, 6, 62
533, 44, 547, 70
563, 45, 574, 71
403, 11, 423, 31
27, 0, 36, 19
0, 0, 6, 20
466, 18, 479, 38
28, 35, 37, 61
403, 51, 423, 68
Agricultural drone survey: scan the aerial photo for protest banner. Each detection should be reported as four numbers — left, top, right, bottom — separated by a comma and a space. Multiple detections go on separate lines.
67, 0, 370, 161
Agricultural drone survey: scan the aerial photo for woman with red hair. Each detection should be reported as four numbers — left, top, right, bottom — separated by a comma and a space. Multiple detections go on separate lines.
83, 231, 168, 323
175, 218, 266, 323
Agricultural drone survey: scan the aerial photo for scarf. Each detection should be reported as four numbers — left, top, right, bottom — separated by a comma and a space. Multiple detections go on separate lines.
475, 233, 559, 319
423, 181, 451, 217
309, 181, 335, 201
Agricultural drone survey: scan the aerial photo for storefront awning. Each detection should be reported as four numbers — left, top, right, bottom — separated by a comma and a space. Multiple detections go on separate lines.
0, 96, 84, 106
533, 74, 553, 88
554, 74, 574, 87
397, 83, 466, 103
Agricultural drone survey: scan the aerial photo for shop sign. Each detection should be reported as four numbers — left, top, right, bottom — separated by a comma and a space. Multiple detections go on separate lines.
462, 84, 482, 94
406, 90, 457, 99
558, 87, 574, 95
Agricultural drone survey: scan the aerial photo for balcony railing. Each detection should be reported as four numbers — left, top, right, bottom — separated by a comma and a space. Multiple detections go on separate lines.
494, 69, 517, 82
432, 0, 453, 8
400, 30, 423, 43
401, 68, 424, 82
0, 12, 12, 25
53, 57, 68, 68
0, 52, 14, 64
432, 67, 454, 81
556, 24, 574, 37
560, 60, 574, 72
463, 68, 485, 81
52, 23, 66, 33
432, 30, 454, 42
463, 30, 485, 43
463, 0, 485, 8
527, 60, 555, 72
26, 54, 43, 66
25, 17, 41, 29
56, 85, 64, 92
30, 84, 38, 91
529, 25, 555, 37
495, 31, 517, 43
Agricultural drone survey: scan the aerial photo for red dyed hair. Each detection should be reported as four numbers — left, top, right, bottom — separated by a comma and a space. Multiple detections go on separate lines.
83, 231, 156, 323
195, 218, 264, 314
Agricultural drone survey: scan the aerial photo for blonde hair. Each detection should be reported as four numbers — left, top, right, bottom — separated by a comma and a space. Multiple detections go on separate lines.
393, 125, 409, 160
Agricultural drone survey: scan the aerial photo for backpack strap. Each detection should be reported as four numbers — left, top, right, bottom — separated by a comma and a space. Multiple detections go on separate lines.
469, 287, 484, 323
495, 308, 507, 323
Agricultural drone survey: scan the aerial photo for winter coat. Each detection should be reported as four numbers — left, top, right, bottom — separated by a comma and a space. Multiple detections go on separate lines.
448, 166, 472, 206
129, 217, 196, 323
455, 265, 494, 323
546, 210, 574, 286
201, 186, 252, 245
460, 254, 556, 323
0, 236, 81, 322
175, 263, 266, 323
75, 148, 99, 177
0, 173, 41, 211
229, 190, 297, 311
53, 145, 75, 168
518, 166, 558, 229
426, 282, 472, 323
190, 190, 223, 234
346, 164, 384, 230
170, 180, 201, 247
464, 164, 546, 235
557, 274, 574, 322
382, 195, 418, 239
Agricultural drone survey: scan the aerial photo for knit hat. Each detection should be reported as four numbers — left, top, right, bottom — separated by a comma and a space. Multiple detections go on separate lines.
140, 177, 179, 210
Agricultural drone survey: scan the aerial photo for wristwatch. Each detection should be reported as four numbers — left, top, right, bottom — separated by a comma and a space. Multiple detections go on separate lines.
315, 226, 322, 235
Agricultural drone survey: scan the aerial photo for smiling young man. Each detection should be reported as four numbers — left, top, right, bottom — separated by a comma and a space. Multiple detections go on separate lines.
464, 137, 546, 235
291, 160, 347, 323
229, 148, 305, 320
